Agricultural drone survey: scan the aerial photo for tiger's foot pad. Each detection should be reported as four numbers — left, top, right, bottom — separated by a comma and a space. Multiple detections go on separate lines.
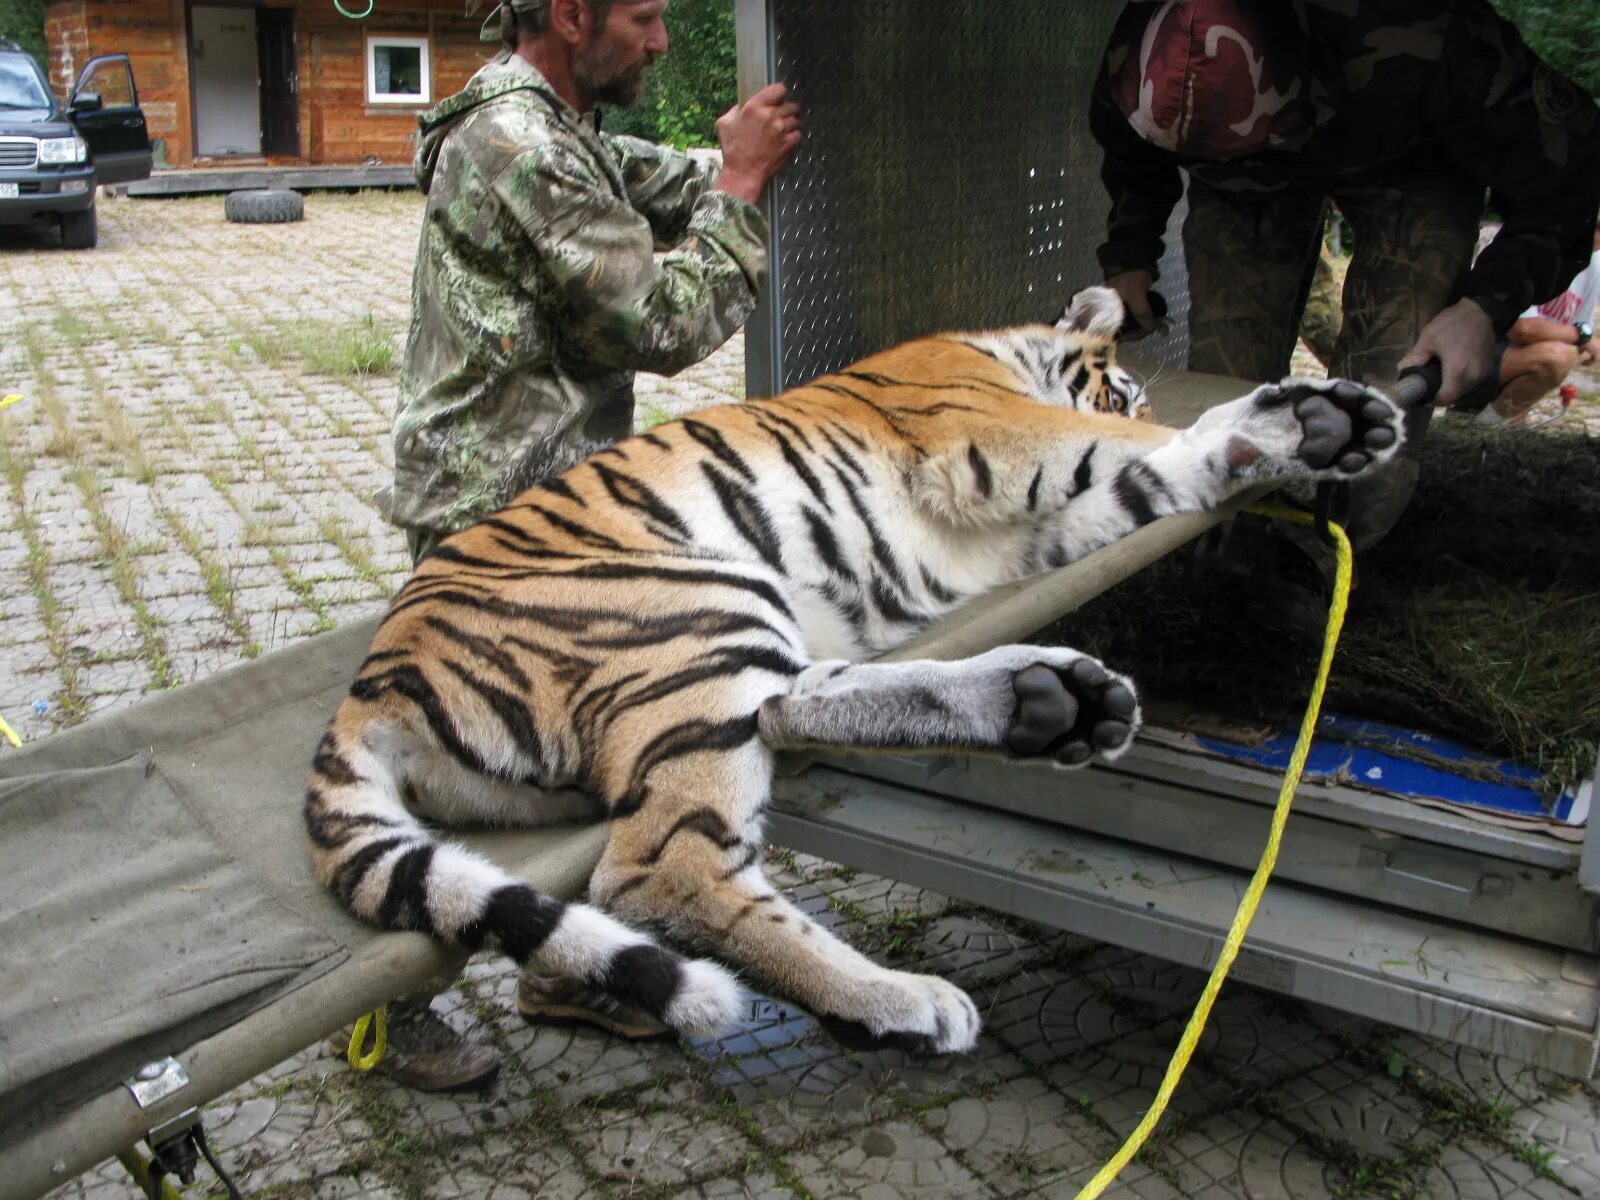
1257, 378, 1402, 474
816, 973, 980, 1055
1006, 659, 1138, 764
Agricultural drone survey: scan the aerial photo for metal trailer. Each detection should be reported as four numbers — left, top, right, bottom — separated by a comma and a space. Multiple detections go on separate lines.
736, 0, 1600, 1078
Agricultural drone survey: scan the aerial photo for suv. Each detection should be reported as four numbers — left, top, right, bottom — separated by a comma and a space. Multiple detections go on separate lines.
0, 39, 151, 249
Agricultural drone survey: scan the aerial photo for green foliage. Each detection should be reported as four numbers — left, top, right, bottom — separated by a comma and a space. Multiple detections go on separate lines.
605, 0, 734, 149
0, 0, 47, 68
1490, 0, 1600, 97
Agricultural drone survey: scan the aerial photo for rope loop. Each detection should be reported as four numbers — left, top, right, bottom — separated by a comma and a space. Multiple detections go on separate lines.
347, 1005, 388, 1070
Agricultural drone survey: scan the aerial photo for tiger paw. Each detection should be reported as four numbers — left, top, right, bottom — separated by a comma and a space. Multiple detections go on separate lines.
1005, 655, 1140, 766
1248, 377, 1403, 477
818, 971, 981, 1055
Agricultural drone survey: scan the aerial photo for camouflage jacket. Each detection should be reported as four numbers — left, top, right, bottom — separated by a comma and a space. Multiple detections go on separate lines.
1091, 0, 1600, 334
391, 55, 768, 537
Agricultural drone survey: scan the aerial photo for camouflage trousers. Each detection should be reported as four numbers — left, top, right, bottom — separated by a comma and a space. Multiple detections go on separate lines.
1183, 172, 1482, 549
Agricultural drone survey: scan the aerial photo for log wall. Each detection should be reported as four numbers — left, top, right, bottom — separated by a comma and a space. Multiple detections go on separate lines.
43, 0, 494, 167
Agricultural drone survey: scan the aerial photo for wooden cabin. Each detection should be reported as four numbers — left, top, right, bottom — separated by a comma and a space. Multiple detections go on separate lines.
42, 0, 494, 168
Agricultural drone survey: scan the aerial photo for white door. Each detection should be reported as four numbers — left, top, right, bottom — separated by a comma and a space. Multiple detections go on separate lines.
191, 6, 260, 156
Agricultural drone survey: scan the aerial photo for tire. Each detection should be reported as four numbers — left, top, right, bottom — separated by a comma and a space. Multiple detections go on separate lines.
59, 204, 97, 250
224, 189, 305, 224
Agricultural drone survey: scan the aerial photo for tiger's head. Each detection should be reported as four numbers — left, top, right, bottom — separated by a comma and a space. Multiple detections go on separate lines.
1054, 286, 1152, 422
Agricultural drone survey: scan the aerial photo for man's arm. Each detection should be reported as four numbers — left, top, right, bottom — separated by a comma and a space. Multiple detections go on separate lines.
1508, 315, 1586, 347
1089, 61, 1185, 338
1401, 4, 1600, 403
494, 146, 769, 377
602, 135, 719, 247
1442, 5, 1600, 335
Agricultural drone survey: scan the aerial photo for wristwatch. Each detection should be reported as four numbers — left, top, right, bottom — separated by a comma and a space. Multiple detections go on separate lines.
1576, 321, 1594, 348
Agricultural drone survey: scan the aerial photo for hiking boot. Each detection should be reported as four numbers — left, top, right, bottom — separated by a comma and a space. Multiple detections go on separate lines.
327, 998, 499, 1092
516, 970, 674, 1041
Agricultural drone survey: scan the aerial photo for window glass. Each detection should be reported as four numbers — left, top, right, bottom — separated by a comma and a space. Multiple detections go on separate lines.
368, 38, 428, 104
81, 59, 135, 108
0, 58, 52, 109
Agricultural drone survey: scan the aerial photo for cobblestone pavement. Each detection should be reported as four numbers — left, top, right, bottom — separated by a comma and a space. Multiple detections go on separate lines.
3, 193, 1597, 1200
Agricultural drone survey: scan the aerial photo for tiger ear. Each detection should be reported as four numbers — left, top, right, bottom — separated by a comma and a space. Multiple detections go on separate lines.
1057, 286, 1125, 340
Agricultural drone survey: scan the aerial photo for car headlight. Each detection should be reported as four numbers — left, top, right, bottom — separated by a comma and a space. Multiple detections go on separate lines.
37, 136, 87, 165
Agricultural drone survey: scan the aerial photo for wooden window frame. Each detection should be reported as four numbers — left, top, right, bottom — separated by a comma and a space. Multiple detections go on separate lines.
365, 34, 431, 106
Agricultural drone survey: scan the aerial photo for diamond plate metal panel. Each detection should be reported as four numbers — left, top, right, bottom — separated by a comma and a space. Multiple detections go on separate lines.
738, 0, 1190, 396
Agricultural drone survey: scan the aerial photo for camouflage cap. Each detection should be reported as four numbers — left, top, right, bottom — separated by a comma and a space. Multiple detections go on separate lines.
478, 0, 646, 43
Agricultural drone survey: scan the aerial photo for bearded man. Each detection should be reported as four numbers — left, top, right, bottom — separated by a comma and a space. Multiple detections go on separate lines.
344, 0, 800, 1090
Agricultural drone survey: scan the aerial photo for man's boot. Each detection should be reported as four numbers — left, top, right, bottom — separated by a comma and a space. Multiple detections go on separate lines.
516, 970, 675, 1041
327, 996, 499, 1092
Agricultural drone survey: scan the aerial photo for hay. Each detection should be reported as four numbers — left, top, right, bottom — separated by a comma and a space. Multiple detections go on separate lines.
1045, 421, 1600, 800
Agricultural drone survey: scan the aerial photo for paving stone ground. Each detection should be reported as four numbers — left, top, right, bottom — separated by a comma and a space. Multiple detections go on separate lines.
3, 193, 1597, 1200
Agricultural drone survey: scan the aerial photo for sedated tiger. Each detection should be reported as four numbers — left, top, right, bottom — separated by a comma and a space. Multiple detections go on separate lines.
305, 286, 1404, 1053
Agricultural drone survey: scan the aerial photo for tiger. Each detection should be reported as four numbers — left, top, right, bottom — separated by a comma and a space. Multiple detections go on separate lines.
304, 285, 1403, 1054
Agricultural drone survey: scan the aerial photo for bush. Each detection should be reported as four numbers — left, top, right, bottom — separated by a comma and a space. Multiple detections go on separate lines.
0, 0, 47, 67
1490, 0, 1600, 97
606, 0, 734, 149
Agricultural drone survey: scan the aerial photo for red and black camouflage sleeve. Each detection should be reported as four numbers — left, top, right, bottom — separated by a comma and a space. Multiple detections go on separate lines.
1089, 14, 1185, 282
1445, 2, 1600, 333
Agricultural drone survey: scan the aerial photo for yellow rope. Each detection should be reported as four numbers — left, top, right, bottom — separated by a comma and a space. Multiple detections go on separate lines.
347, 1005, 388, 1070
1074, 505, 1352, 1200
0, 393, 22, 411
0, 714, 20, 748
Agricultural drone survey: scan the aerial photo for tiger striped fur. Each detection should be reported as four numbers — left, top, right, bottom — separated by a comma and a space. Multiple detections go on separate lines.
305, 286, 1405, 1053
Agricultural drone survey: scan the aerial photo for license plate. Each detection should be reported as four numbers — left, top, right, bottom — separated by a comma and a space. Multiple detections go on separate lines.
0, 183, 18, 199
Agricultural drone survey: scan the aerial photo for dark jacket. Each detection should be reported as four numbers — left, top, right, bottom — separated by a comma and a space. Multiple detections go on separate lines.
1091, 0, 1600, 334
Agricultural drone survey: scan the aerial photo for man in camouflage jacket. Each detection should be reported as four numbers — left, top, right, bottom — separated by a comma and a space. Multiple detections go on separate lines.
390, 0, 799, 559
1092, 0, 1600, 406
1090, 0, 1599, 563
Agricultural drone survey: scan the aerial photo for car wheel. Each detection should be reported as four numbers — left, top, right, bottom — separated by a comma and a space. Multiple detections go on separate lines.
224, 189, 305, 224
60, 204, 97, 250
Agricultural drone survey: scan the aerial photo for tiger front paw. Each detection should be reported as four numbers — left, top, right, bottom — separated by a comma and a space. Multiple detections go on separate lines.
1005, 655, 1141, 766
1250, 378, 1403, 477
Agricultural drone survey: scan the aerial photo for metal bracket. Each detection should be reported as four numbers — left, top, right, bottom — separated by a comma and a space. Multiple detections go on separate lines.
125, 1057, 190, 1109
142, 1109, 243, 1200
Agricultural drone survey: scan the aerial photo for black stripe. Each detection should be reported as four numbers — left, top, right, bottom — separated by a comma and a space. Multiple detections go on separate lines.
920, 565, 958, 605
597, 444, 630, 460
1069, 363, 1092, 396
304, 793, 402, 850
600, 943, 683, 1018
590, 462, 692, 541
331, 835, 409, 908
829, 463, 909, 593
720, 843, 761, 879
378, 844, 438, 933
440, 658, 542, 772
682, 418, 756, 482
757, 418, 832, 510
804, 507, 856, 582
1071, 443, 1097, 496
549, 560, 796, 624
361, 649, 409, 666
967, 444, 993, 499
1113, 462, 1160, 527
424, 614, 532, 689
572, 609, 786, 650
461, 883, 565, 959
515, 501, 627, 551
818, 426, 872, 482
311, 733, 361, 785
540, 476, 584, 505
423, 544, 524, 571
870, 572, 924, 625
570, 669, 649, 741
640, 431, 671, 451
639, 806, 741, 865
615, 714, 761, 815
702, 462, 785, 573
619, 646, 805, 713
1026, 466, 1044, 511
350, 664, 495, 774
752, 407, 817, 452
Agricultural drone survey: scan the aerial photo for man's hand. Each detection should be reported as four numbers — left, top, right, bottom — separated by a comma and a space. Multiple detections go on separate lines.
1106, 269, 1158, 341
714, 83, 802, 206
1398, 298, 1495, 407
